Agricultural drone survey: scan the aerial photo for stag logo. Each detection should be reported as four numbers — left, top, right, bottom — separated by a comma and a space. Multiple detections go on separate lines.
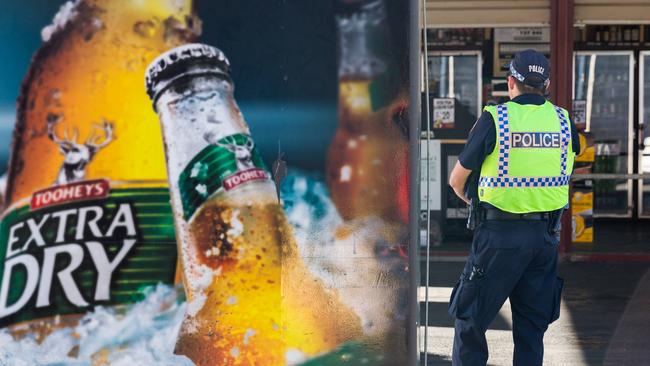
47, 114, 114, 185
204, 133, 255, 172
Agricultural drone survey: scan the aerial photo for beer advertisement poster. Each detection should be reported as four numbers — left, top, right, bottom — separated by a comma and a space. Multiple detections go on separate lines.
0, 0, 413, 365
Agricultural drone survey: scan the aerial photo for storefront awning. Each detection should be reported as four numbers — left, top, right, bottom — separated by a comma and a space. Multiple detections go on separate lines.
425, 0, 550, 28
575, 0, 650, 25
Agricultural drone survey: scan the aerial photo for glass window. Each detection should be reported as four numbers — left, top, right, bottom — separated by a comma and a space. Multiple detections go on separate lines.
574, 53, 632, 216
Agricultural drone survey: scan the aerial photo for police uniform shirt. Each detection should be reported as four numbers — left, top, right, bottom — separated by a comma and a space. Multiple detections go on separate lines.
459, 94, 580, 198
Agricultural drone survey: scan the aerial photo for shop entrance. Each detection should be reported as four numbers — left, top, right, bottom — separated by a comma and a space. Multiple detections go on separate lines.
569, 25, 650, 257
420, 25, 650, 259
418, 2, 650, 364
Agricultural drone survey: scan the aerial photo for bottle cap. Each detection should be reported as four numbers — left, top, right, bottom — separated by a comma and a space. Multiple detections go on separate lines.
145, 43, 231, 104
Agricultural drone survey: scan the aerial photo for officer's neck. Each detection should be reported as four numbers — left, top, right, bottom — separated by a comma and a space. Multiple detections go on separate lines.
510, 93, 547, 106
508, 88, 522, 100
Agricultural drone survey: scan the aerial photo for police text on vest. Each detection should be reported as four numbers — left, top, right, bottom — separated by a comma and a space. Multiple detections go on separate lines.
511, 132, 560, 148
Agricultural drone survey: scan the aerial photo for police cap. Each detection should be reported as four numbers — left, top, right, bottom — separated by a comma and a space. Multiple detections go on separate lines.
509, 49, 550, 89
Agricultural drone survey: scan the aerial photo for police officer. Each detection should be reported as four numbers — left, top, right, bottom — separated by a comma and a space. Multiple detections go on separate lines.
447, 49, 580, 366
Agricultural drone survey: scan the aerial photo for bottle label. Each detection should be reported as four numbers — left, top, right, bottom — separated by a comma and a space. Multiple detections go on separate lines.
0, 181, 177, 327
178, 133, 270, 220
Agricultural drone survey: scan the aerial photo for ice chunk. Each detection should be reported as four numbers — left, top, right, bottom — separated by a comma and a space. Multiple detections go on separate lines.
185, 264, 216, 317
227, 209, 244, 237
285, 349, 307, 366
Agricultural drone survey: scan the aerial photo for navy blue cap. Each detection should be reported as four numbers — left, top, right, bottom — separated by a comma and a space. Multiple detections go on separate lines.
509, 49, 550, 89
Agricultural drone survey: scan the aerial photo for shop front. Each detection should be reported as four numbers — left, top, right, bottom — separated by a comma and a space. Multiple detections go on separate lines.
420, 0, 650, 260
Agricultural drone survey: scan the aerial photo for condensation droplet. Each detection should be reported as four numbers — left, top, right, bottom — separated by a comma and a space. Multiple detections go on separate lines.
82, 16, 104, 42
91, 70, 107, 85
133, 20, 156, 38
44, 89, 62, 108
162, 14, 202, 45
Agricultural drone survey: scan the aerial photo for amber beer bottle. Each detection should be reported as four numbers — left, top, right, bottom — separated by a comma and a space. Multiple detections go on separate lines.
324, 2, 409, 364
327, 0, 409, 223
0, 0, 198, 335
145, 44, 362, 366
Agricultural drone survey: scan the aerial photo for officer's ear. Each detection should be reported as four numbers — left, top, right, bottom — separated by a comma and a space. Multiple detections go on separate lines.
544, 80, 551, 95
507, 76, 517, 99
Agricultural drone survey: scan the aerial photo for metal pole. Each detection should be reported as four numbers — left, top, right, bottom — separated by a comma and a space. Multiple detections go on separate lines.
550, 0, 575, 257
421, 0, 432, 364
572, 173, 650, 180
408, 0, 422, 363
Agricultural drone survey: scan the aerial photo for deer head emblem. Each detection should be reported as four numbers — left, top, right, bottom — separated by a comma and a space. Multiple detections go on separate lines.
205, 133, 255, 172
47, 114, 114, 185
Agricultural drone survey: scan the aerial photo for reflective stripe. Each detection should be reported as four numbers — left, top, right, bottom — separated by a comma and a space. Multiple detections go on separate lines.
509, 62, 527, 83
479, 103, 570, 188
555, 106, 571, 176
479, 176, 570, 188
496, 104, 510, 177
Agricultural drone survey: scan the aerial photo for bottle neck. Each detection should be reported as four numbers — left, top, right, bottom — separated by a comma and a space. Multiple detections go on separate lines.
336, 0, 400, 112
155, 74, 250, 166
157, 74, 249, 135
155, 74, 275, 214
336, 0, 389, 80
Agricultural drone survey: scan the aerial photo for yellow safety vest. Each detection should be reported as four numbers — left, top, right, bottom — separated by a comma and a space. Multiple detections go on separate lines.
478, 101, 575, 213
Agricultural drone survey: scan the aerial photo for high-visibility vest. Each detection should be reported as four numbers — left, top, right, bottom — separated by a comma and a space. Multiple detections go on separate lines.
478, 101, 575, 213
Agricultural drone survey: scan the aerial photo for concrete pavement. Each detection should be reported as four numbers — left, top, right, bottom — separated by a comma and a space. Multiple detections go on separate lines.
418, 260, 650, 365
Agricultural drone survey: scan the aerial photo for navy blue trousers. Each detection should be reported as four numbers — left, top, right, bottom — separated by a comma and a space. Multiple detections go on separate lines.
449, 220, 563, 366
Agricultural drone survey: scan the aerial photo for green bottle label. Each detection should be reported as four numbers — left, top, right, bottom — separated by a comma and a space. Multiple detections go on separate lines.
297, 342, 391, 366
178, 133, 270, 220
0, 183, 177, 327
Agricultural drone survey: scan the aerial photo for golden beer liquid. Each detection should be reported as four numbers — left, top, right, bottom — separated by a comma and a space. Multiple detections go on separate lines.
7, 0, 197, 205
326, 79, 408, 222
3, 0, 197, 337
174, 186, 362, 365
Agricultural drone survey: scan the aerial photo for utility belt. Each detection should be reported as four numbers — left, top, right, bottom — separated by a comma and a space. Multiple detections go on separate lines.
467, 199, 564, 235
481, 209, 550, 221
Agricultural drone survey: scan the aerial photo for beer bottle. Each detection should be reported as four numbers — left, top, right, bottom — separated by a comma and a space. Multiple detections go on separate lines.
145, 44, 363, 366
0, 0, 199, 336
326, 0, 409, 223
325, 2, 410, 363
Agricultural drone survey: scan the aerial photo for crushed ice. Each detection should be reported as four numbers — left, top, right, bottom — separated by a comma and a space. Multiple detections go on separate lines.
185, 264, 216, 317
282, 172, 406, 336
0, 284, 192, 366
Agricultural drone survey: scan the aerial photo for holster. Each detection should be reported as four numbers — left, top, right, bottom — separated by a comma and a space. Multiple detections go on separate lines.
466, 198, 481, 231
548, 208, 565, 236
